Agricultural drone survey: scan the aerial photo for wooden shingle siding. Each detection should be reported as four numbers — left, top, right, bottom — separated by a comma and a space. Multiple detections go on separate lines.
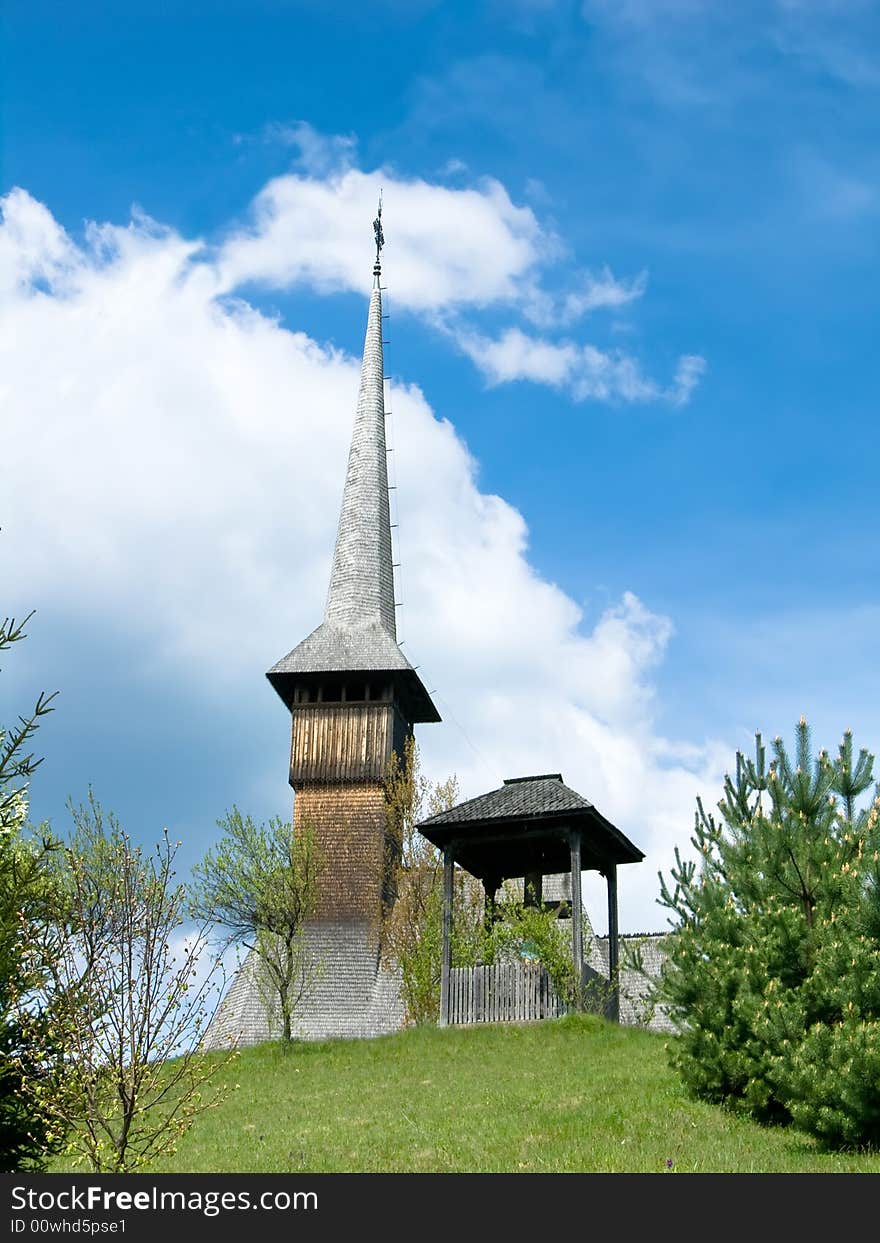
294, 783, 387, 924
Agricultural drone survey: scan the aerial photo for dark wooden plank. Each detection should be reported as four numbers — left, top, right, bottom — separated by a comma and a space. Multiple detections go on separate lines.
439, 849, 453, 1026
606, 864, 620, 1023
570, 830, 584, 1007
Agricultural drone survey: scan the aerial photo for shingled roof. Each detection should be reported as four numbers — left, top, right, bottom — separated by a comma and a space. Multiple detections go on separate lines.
267, 259, 439, 723
421, 774, 591, 825
418, 774, 644, 877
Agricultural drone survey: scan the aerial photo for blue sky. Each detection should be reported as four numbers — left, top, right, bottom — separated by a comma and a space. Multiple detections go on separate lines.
3, 0, 880, 931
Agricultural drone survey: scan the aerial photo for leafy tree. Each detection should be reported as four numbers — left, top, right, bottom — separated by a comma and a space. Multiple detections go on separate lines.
657, 718, 880, 1147
382, 738, 482, 1024
24, 792, 234, 1172
190, 809, 324, 1043
483, 889, 579, 1007
0, 610, 60, 1172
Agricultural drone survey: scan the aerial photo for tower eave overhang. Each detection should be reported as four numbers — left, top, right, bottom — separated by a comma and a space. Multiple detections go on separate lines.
266, 621, 440, 723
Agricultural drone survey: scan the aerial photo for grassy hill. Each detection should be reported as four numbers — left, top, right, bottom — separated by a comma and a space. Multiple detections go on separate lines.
54, 1015, 880, 1173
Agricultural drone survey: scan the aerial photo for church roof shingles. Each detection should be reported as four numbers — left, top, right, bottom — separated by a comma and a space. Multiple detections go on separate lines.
421, 774, 594, 826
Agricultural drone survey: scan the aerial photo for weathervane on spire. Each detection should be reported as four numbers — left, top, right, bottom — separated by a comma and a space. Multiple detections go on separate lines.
373, 190, 384, 273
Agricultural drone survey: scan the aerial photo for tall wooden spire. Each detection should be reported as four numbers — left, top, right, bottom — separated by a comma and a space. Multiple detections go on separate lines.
266, 200, 439, 722
324, 274, 396, 635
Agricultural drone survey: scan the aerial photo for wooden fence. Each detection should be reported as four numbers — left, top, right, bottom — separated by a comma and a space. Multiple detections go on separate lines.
447, 961, 566, 1025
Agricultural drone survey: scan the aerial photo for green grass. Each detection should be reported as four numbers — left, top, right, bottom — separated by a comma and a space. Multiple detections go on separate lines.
52, 1015, 880, 1173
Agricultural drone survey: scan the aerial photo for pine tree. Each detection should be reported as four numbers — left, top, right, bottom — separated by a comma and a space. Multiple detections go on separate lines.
0, 611, 60, 1171
657, 719, 880, 1146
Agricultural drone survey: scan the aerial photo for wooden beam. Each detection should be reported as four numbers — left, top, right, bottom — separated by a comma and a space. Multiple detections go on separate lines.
483, 875, 499, 929
439, 848, 454, 1027
437, 825, 610, 880
430, 823, 584, 852
606, 863, 619, 1023
570, 831, 583, 1008
523, 869, 542, 908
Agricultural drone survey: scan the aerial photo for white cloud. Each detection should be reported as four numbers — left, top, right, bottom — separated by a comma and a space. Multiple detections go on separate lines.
1, 187, 722, 931
453, 324, 706, 405
437, 157, 469, 177
520, 265, 648, 329
0, 186, 79, 292
213, 128, 702, 405
670, 353, 707, 405
583, 0, 880, 105
559, 266, 649, 319
218, 165, 547, 312
454, 326, 580, 387
262, 120, 359, 175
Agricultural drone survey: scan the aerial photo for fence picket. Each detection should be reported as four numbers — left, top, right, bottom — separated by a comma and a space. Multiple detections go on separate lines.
446, 961, 565, 1025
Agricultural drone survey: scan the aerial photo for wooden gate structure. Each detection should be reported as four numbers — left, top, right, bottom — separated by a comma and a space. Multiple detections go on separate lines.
417, 774, 645, 1028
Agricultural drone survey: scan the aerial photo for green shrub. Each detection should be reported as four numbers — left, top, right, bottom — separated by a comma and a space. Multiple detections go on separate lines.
484, 892, 578, 1006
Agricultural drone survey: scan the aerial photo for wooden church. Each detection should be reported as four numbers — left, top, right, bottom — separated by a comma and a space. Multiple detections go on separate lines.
204, 211, 669, 1048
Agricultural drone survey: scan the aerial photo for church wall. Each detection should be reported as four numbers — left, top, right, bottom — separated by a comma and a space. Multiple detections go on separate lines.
294, 781, 389, 926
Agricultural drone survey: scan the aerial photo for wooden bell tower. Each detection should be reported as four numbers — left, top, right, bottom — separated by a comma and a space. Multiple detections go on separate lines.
266, 204, 439, 992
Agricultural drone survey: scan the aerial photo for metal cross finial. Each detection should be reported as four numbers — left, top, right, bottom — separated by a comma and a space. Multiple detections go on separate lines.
373, 190, 384, 267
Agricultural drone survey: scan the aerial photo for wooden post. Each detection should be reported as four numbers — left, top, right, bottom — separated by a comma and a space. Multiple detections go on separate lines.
439, 848, 454, 1027
483, 875, 499, 930
606, 863, 619, 1023
523, 869, 542, 908
569, 831, 583, 1008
